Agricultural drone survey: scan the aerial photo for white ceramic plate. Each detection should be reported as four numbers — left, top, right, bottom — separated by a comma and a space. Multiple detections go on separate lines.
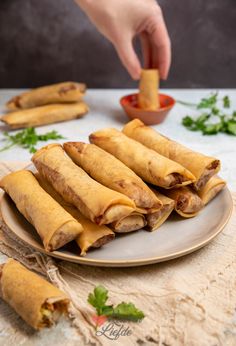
0, 189, 233, 267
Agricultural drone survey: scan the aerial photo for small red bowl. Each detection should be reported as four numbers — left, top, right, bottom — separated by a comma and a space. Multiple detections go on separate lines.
120, 93, 175, 125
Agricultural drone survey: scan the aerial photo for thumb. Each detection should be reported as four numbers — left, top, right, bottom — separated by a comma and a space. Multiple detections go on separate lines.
114, 36, 141, 80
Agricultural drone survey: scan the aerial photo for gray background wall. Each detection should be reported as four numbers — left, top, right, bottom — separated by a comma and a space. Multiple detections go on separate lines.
0, 0, 235, 88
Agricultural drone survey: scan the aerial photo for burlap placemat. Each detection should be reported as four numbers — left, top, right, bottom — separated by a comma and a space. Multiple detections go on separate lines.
0, 162, 236, 346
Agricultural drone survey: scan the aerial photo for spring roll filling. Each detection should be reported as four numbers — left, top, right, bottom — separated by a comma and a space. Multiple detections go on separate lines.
195, 160, 220, 190
147, 204, 173, 229
176, 194, 202, 214
40, 298, 69, 328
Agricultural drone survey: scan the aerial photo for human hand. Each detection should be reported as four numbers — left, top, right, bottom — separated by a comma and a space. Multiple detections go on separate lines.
75, 0, 171, 80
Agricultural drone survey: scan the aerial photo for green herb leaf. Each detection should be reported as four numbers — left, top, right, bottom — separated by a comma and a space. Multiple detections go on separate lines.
227, 121, 236, 135
197, 92, 218, 109
0, 127, 65, 153
88, 285, 109, 316
223, 95, 230, 108
112, 302, 145, 322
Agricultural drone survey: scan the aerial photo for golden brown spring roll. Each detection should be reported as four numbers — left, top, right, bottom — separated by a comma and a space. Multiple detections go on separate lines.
89, 128, 195, 189
36, 173, 115, 256
138, 69, 160, 110
123, 119, 221, 190
1, 102, 88, 129
163, 186, 204, 218
110, 212, 147, 233
32, 144, 135, 225
146, 191, 175, 231
63, 142, 162, 212
198, 176, 226, 205
0, 170, 83, 251
6, 82, 86, 110
0, 259, 70, 330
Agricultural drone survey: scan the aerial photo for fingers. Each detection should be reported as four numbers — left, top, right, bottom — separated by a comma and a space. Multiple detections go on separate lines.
114, 36, 142, 80
140, 32, 151, 68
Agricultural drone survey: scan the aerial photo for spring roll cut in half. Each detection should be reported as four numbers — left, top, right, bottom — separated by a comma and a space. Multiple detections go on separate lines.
0, 170, 83, 251
6, 81, 86, 110
63, 142, 162, 212
89, 128, 195, 189
1, 103, 88, 129
123, 119, 220, 190
36, 173, 115, 256
146, 191, 175, 231
138, 69, 160, 110
163, 186, 204, 218
198, 176, 226, 205
0, 259, 70, 329
110, 212, 147, 233
32, 144, 135, 225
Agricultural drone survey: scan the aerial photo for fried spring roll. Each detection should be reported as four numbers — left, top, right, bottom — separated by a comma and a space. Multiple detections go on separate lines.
36, 173, 115, 256
1, 102, 88, 129
138, 69, 160, 110
146, 191, 175, 231
32, 144, 135, 225
0, 170, 83, 251
123, 119, 221, 190
0, 259, 70, 330
6, 82, 86, 110
163, 186, 204, 218
198, 176, 226, 205
89, 128, 195, 189
63, 142, 162, 212
110, 212, 147, 233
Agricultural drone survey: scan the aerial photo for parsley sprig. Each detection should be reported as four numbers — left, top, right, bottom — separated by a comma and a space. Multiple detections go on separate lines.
88, 285, 144, 322
179, 93, 236, 135
0, 127, 64, 153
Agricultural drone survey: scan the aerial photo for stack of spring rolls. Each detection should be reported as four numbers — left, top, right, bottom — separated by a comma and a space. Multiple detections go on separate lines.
0, 81, 89, 128
0, 119, 225, 256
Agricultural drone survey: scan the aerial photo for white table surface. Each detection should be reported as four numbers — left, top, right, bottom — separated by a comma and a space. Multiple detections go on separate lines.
0, 88, 235, 191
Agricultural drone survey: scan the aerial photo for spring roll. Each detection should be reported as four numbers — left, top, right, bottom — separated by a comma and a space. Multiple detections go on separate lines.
123, 119, 220, 190
138, 69, 160, 110
1, 103, 88, 129
6, 82, 86, 110
89, 128, 195, 189
198, 176, 226, 205
36, 173, 115, 256
0, 170, 83, 251
146, 191, 175, 231
63, 142, 162, 212
163, 186, 204, 218
0, 259, 70, 330
32, 144, 135, 225
110, 212, 147, 233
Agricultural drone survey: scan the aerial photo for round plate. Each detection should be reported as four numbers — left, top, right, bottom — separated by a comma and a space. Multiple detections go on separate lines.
0, 189, 233, 267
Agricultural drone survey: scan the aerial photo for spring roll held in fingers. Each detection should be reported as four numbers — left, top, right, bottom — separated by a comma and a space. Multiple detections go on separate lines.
89, 128, 195, 189
36, 174, 115, 256
198, 176, 226, 205
138, 69, 160, 110
32, 144, 135, 225
123, 119, 220, 190
0, 259, 70, 329
110, 212, 147, 233
6, 82, 86, 110
63, 142, 162, 212
1, 103, 89, 129
0, 170, 83, 251
163, 186, 204, 218
146, 191, 175, 231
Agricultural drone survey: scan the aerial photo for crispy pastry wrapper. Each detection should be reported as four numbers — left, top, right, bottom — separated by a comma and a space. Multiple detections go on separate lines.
32, 144, 135, 225
1, 102, 88, 129
163, 186, 204, 218
6, 82, 86, 110
89, 128, 195, 189
0, 170, 83, 251
63, 142, 162, 212
0, 259, 70, 330
197, 176, 226, 205
36, 173, 115, 256
123, 119, 220, 190
146, 191, 175, 231
110, 212, 147, 233
138, 69, 160, 110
